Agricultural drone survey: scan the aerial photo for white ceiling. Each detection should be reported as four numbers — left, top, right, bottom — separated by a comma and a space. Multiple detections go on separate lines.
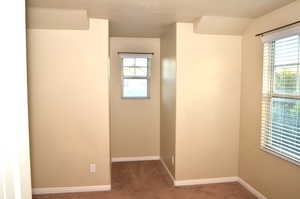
27, 0, 295, 37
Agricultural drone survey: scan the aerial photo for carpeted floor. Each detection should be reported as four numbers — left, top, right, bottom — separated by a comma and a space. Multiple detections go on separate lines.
33, 160, 257, 199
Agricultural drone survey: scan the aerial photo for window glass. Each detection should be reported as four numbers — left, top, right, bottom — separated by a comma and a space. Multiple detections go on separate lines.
270, 98, 300, 157
274, 35, 299, 66
135, 58, 147, 67
273, 65, 299, 94
123, 58, 135, 67
123, 79, 148, 98
123, 67, 135, 76
135, 67, 147, 77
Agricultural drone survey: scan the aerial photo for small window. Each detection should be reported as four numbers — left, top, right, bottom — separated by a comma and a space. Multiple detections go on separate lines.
119, 53, 152, 99
261, 34, 300, 165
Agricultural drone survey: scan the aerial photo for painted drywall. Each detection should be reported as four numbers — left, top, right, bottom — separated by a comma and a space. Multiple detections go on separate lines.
239, 1, 300, 199
0, 1, 32, 198
175, 23, 241, 180
160, 25, 177, 177
27, 19, 111, 188
27, 7, 89, 30
110, 37, 160, 158
193, 16, 252, 35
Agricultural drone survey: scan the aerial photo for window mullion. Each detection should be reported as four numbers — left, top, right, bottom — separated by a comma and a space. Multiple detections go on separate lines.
123, 76, 148, 79
272, 93, 300, 99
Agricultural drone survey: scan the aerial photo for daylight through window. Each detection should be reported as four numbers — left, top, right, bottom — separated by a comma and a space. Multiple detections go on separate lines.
119, 53, 152, 98
261, 34, 300, 165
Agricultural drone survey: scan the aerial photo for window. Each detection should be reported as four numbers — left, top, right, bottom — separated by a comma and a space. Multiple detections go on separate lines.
119, 53, 152, 98
261, 33, 300, 165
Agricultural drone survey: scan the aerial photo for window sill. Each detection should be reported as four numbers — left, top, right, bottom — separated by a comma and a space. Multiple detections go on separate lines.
260, 147, 300, 167
121, 97, 150, 100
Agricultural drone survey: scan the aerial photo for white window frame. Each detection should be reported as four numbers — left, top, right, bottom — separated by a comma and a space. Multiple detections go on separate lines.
119, 53, 152, 99
260, 33, 300, 166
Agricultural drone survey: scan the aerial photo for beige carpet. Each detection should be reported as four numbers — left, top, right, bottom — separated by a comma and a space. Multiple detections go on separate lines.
33, 160, 257, 199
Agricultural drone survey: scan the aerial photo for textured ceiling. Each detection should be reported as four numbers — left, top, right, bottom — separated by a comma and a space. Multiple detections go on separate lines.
26, 0, 295, 37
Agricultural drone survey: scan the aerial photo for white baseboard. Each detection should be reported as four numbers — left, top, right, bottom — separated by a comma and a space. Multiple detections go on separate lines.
160, 159, 175, 182
174, 176, 239, 186
32, 185, 111, 195
111, 156, 160, 162
238, 178, 268, 199
174, 177, 267, 199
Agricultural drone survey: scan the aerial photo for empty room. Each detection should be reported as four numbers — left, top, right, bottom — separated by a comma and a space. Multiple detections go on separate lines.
1, 0, 300, 199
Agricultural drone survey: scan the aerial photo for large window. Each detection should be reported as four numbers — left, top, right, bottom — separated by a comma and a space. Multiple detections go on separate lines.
119, 53, 152, 99
261, 34, 300, 165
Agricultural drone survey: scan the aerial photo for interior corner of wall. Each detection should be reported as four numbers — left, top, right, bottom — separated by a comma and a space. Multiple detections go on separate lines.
175, 22, 180, 30
193, 17, 202, 33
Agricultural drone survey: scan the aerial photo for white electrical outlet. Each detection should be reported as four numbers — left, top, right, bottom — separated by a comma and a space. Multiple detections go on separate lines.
90, 163, 96, 173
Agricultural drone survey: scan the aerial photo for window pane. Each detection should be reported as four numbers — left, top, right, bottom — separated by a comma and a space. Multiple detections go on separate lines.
123, 79, 148, 98
135, 67, 147, 77
274, 65, 299, 95
274, 35, 299, 66
271, 98, 300, 157
135, 58, 147, 67
123, 67, 135, 76
123, 58, 135, 66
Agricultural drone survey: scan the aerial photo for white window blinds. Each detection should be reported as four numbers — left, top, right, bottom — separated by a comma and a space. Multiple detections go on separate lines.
261, 33, 300, 165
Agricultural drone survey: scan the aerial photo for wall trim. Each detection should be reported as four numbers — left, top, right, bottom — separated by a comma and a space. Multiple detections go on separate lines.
160, 159, 175, 182
111, 156, 160, 162
174, 176, 239, 186
173, 176, 267, 199
238, 178, 268, 199
32, 185, 111, 195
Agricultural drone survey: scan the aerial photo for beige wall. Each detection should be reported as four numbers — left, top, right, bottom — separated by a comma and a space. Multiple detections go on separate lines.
239, 1, 300, 199
175, 23, 241, 180
27, 19, 111, 188
160, 25, 177, 177
110, 37, 160, 158
27, 8, 89, 30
